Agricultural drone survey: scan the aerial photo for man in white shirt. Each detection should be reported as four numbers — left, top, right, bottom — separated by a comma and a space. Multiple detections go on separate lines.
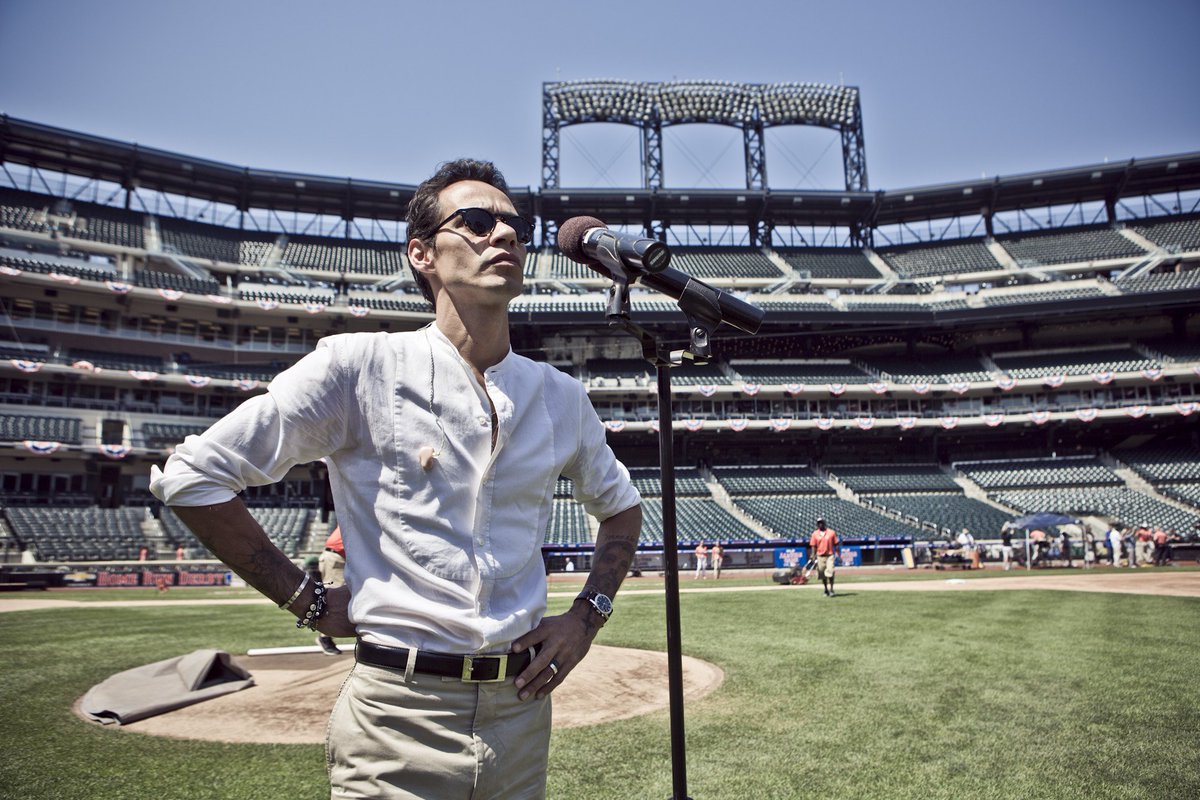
151, 159, 642, 799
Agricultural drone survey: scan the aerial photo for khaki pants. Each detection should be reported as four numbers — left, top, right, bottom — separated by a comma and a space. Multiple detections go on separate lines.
327, 660, 551, 799
815, 554, 836, 580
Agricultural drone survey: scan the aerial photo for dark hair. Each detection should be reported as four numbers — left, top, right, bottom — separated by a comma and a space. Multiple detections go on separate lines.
405, 158, 514, 304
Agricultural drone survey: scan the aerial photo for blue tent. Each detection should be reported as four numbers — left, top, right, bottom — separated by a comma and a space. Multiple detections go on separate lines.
1012, 512, 1078, 529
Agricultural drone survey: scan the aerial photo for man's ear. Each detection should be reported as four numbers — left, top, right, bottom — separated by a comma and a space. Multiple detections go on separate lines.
408, 237, 435, 275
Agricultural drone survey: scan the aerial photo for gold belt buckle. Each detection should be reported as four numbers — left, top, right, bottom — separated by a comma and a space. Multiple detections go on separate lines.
461, 654, 508, 683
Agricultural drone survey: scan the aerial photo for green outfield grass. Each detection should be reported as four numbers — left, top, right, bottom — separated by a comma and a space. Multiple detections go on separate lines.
2, 581, 1197, 799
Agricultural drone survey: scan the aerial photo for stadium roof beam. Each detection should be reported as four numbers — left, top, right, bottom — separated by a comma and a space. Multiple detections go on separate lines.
541, 80, 868, 194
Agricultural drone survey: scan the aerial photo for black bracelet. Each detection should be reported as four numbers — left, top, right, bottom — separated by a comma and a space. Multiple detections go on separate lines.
295, 579, 327, 631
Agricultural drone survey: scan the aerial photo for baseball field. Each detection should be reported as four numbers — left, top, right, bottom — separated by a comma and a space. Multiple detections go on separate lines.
1, 566, 1197, 799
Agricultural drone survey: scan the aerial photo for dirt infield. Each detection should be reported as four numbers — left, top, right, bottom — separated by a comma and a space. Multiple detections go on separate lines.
32, 569, 1194, 743
90, 645, 724, 743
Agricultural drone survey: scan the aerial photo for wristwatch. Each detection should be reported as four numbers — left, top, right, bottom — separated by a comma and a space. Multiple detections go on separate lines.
577, 587, 613, 623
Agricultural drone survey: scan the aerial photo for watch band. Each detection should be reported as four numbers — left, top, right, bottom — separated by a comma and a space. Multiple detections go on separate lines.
578, 587, 613, 622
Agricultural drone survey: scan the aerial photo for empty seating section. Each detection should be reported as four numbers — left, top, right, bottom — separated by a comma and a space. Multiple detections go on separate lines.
159, 507, 207, 555
670, 362, 732, 386
587, 359, 650, 384
158, 218, 274, 264
134, 268, 222, 295
354, 294, 435, 313
1116, 444, 1200, 485
730, 362, 869, 384
1117, 270, 1200, 294
956, 457, 1121, 489
69, 348, 164, 372
1161, 484, 1200, 508
0, 189, 55, 233
994, 487, 1195, 532
1, 253, 115, 282
545, 499, 591, 545
1147, 339, 1200, 362
668, 248, 783, 279
712, 465, 831, 495
734, 495, 925, 538
0, 341, 49, 361
0, 413, 82, 444
540, 251, 598, 280
638, 496, 762, 544
982, 286, 1108, 306
860, 354, 989, 382
991, 347, 1158, 378
777, 248, 880, 279
828, 464, 960, 493
865, 493, 1012, 536
283, 238, 405, 275
998, 228, 1146, 265
58, 203, 145, 249
880, 241, 1000, 278
752, 297, 836, 312
245, 507, 310, 556
183, 362, 280, 381
142, 422, 209, 448
627, 466, 709, 497
238, 286, 337, 305
4, 506, 147, 561
1133, 217, 1200, 252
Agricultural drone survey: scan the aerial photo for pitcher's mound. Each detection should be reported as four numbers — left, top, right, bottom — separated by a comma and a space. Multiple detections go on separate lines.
113, 645, 723, 743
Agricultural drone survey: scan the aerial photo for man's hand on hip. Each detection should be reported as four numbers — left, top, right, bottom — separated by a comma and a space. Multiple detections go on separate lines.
510, 605, 598, 701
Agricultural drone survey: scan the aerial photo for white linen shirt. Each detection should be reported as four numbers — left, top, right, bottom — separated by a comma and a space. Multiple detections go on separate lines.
150, 326, 640, 654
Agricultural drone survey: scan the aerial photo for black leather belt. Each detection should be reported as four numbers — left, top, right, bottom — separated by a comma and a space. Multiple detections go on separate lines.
356, 639, 531, 683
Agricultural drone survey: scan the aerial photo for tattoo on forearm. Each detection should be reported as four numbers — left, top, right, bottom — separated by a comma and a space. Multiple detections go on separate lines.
589, 537, 637, 595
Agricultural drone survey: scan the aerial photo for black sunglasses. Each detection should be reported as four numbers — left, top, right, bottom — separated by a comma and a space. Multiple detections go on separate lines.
436, 207, 534, 245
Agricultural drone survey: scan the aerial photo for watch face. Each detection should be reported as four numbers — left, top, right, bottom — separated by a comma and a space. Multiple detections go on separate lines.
593, 593, 613, 616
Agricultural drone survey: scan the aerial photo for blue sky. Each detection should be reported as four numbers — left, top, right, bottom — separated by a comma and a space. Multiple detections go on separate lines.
1, 0, 1196, 193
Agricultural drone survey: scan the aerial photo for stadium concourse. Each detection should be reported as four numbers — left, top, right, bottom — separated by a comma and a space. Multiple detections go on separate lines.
0, 99, 1198, 582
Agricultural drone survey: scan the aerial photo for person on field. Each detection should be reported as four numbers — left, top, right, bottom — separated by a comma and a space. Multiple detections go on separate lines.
151, 158, 642, 799
315, 526, 346, 655
809, 517, 839, 597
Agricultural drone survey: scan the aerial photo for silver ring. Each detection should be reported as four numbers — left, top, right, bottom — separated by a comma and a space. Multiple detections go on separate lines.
548, 659, 560, 676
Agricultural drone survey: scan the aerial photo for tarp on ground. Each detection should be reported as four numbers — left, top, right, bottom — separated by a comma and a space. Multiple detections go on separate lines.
80, 649, 254, 725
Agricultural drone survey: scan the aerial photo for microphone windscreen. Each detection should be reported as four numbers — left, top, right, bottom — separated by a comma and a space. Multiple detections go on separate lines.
556, 216, 605, 264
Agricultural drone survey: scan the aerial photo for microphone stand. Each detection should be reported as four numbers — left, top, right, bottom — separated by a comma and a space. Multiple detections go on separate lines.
604, 278, 723, 800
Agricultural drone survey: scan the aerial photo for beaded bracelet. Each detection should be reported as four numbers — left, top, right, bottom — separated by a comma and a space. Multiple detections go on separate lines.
279, 574, 309, 610
295, 579, 328, 631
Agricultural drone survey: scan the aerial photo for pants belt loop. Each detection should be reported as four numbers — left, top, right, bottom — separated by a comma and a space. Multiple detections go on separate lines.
403, 646, 417, 683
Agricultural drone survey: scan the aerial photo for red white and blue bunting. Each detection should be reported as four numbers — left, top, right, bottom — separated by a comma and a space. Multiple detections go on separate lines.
72, 360, 97, 372
234, 379, 260, 392
855, 416, 875, 430
983, 413, 1005, 427
769, 418, 792, 432
1175, 402, 1198, 416
741, 383, 761, 396
49, 272, 80, 284
603, 420, 627, 432
728, 418, 749, 431
1043, 374, 1065, 388
996, 375, 1017, 391
0, 265, 22, 276
868, 382, 889, 394
1031, 410, 1052, 425
785, 383, 804, 395
949, 382, 970, 395
11, 359, 43, 373
1142, 368, 1163, 381
684, 418, 704, 431
827, 383, 846, 396
1075, 408, 1099, 422
349, 306, 370, 318
207, 294, 233, 305
897, 416, 917, 430
1124, 405, 1148, 418
157, 288, 184, 301
816, 417, 836, 430
129, 370, 160, 381
305, 302, 326, 315
910, 381, 931, 395
255, 299, 279, 311
1092, 371, 1114, 385
940, 416, 960, 429
106, 280, 132, 294
185, 375, 212, 388
22, 440, 61, 455
698, 385, 717, 397
100, 443, 131, 460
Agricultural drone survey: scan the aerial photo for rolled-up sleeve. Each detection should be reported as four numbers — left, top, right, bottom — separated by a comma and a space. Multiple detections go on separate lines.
563, 384, 640, 521
150, 340, 350, 507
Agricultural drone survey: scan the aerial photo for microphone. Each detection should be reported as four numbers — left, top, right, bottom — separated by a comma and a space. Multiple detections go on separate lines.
557, 216, 765, 335
557, 216, 672, 277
